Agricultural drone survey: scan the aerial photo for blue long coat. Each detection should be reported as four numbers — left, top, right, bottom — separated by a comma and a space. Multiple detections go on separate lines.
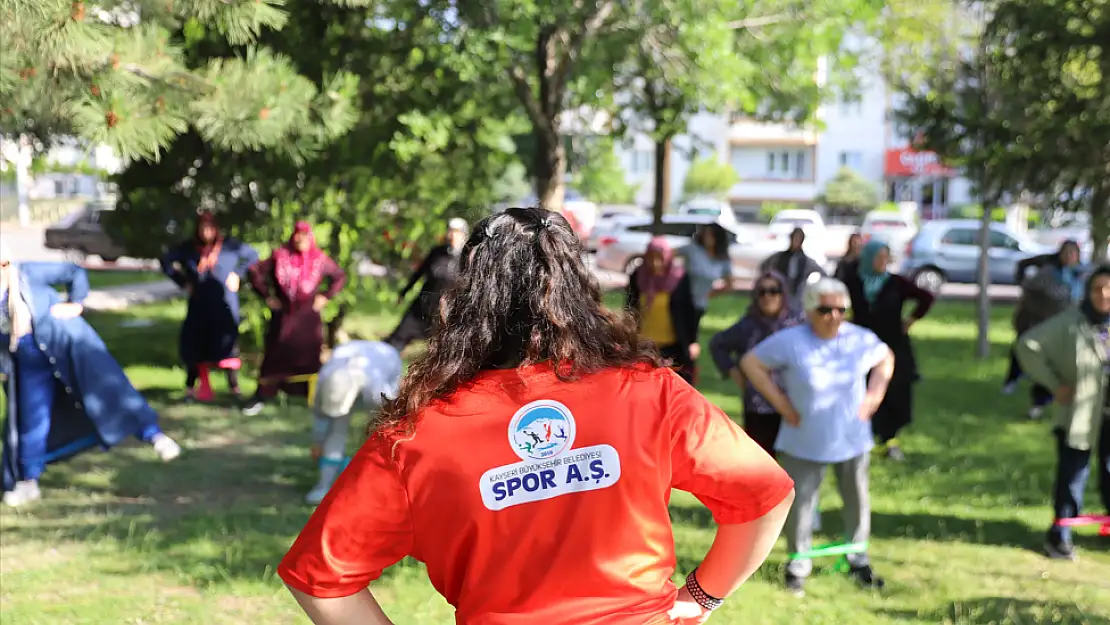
161, 238, 259, 365
1, 262, 161, 492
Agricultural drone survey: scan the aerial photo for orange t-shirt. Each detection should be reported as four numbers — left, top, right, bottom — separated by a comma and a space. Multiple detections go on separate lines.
278, 364, 794, 625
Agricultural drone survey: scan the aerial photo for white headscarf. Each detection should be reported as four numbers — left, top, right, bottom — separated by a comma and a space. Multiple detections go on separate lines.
0, 238, 33, 352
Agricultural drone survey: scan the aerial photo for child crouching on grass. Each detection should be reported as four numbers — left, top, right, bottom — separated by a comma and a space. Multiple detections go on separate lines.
307, 338, 402, 505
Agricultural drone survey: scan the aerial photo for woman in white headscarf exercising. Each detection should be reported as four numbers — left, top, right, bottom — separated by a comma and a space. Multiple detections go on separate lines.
306, 337, 403, 504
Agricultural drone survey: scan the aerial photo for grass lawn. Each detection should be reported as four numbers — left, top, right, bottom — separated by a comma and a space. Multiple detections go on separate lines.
84, 269, 167, 291
2, 295, 1109, 625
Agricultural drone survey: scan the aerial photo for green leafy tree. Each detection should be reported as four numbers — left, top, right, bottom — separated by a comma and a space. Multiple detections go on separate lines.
605, 0, 885, 229
424, 0, 627, 214
0, 0, 360, 162
105, 2, 524, 338
575, 139, 638, 205
984, 0, 1110, 250
818, 167, 880, 217
682, 157, 739, 199
897, 0, 1109, 356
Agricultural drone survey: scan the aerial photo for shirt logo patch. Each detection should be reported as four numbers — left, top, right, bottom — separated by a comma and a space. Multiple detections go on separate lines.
479, 399, 621, 511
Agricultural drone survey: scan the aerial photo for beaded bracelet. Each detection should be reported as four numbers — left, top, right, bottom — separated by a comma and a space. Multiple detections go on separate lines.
685, 568, 724, 611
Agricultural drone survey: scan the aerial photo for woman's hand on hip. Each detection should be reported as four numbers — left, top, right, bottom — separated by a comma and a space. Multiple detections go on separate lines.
313, 294, 328, 312
50, 302, 84, 319
668, 586, 712, 624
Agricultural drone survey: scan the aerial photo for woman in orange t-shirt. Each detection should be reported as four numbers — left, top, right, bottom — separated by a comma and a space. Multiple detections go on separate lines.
278, 207, 795, 625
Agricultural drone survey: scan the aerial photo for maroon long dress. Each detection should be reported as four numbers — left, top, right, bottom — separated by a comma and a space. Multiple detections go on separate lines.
248, 228, 346, 399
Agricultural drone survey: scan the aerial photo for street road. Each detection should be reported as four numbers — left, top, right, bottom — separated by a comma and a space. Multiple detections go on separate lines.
7, 225, 1020, 303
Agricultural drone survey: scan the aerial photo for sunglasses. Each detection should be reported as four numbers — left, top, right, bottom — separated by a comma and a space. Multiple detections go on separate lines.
816, 306, 847, 316
756, 288, 783, 297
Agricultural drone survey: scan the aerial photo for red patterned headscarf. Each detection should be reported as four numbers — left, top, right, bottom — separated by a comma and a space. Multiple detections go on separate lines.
636, 236, 685, 307
194, 212, 223, 274
273, 221, 326, 301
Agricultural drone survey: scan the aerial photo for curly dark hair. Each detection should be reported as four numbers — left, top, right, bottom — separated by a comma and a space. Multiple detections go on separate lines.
372, 207, 665, 436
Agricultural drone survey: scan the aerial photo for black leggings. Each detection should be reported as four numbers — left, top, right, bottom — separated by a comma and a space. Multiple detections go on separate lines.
743, 411, 782, 458
186, 365, 240, 391
1006, 346, 1053, 406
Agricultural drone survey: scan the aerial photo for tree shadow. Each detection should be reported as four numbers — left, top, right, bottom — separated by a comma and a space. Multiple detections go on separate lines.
869, 511, 1045, 550
879, 597, 1110, 624
3, 424, 420, 588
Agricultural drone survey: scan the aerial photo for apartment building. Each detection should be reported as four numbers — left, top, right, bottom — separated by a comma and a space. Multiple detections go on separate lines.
615, 67, 973, 222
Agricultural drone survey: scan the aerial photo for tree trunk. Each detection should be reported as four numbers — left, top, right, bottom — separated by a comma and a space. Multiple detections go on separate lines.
975, 193, 994, 359
651, 136, 672, 234
1091, 177, 1110, 264
534, 125, 566, 214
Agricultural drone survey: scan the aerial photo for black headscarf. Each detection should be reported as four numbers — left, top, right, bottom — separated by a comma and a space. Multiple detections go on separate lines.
1079, 265, 1110, 325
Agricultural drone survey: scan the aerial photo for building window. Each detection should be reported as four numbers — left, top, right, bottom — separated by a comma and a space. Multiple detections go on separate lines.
731, 146, 811, 181
839, 92, 863, 116
838, 151, 863, 170
631, 150, 654, 173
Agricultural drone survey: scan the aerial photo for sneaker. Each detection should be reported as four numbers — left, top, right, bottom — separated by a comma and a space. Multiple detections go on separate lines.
241, 399, 265, 416
151, 434, 182, 462
305, 459, 345, 505
1002, 380, 1018, 395
2, 480, 41, 507
784, 572, 806, 597
1043, 536, 1077, 561
1028, 406, 1044, 420
849, 564, 885, 590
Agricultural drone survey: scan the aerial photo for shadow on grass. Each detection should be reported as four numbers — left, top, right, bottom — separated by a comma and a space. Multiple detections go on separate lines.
669, 502, 1045, 550
0, 421, 432, 588
880, 597, 1110, 625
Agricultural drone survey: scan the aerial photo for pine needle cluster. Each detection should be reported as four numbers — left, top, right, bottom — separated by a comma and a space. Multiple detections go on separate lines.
0, 0, 359, 162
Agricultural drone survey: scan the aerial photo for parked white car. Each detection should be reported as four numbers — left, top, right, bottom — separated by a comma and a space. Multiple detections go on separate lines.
677, 197, 739, 227
762, 209, 828, 262
860, 211, 918, 264
586, 206, 650, 252
1028, 212, 1107, 260
594, 214, 827, 279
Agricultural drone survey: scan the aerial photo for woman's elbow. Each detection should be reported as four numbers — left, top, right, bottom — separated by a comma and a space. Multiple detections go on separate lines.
738, 353, 759, 376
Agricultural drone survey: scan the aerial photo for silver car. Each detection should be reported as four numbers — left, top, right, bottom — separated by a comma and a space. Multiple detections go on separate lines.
593, 214, 827, 279
860, 212, 917, 265
901, 219, 1054, 292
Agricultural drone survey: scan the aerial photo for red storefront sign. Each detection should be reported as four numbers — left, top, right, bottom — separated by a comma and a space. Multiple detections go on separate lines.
884, 149, 956, 177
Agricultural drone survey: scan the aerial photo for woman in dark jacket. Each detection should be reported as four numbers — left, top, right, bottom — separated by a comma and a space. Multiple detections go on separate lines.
1005, 240, 1084, 419
844, 240, 935, 461
708, 270, 805, 455
385, 218, 467, 352
161, 212, 259, 402
625, 237, 698, 384
834, 233, 863, 283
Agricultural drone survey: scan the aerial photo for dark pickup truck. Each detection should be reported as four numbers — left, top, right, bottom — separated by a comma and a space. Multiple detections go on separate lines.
44, 201, 129, 262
